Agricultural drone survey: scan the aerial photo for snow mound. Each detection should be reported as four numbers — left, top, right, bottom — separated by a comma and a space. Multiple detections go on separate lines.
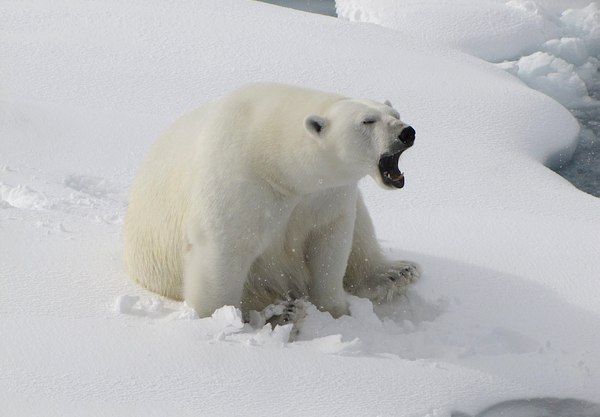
336, 0, 600, 109
336, 0, 560, 61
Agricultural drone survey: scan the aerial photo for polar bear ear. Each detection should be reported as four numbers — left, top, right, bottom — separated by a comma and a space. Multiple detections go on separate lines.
384, 100, 393, 107
304, 115, 327, 138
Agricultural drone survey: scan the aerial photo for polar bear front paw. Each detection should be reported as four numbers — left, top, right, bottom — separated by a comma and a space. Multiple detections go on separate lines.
367, 261, 420, 303
386, 261, 419, 285
264, 299, 306, 341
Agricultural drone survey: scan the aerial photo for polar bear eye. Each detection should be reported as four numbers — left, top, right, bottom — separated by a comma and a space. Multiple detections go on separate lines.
362, 118, 376, 125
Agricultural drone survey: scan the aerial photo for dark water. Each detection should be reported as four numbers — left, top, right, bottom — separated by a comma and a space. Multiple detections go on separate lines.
555, 92, 600, 198
256, 0, 336, 16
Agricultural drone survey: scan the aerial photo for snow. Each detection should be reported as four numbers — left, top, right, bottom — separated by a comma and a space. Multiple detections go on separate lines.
1, 0, 600, 415
337, 0, 600, 108
336, 0, 561, 62
509, 3, 600, 109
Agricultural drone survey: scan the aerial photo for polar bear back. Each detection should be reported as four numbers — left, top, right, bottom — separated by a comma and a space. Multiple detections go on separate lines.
209, 83, 346, 153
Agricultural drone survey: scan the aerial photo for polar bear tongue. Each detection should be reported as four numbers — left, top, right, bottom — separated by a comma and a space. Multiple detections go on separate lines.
379, 152, 405, 188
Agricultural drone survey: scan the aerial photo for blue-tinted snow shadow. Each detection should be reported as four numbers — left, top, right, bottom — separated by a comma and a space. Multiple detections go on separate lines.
298, 250, 600, 385
452, 397, 600, 417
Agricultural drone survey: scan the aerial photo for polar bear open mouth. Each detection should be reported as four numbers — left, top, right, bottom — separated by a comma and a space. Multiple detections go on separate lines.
378, 151, 405, 188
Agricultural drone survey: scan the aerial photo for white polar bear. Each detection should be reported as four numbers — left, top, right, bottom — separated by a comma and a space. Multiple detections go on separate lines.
124, 83, 419, 328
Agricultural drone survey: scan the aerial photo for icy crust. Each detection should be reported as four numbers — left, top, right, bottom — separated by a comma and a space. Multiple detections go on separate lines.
0, 183, 48, 210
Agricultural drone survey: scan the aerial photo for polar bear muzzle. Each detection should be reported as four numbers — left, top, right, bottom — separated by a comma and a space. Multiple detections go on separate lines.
378, 151, 405, 188
378, 126, 415, 189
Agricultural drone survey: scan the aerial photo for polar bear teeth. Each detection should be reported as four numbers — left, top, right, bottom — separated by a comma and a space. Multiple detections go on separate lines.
378, 151, 405, 188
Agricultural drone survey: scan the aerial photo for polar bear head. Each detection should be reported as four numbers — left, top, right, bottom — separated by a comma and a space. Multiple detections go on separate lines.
304, 99, 415, 190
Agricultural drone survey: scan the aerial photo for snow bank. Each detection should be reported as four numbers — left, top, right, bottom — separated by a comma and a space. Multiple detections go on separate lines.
336, 0, 560, 61
336, 0, 600, 109
2, 0, 600, 415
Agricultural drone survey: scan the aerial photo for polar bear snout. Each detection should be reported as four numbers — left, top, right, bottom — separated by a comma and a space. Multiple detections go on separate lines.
398, 126, 415, 147
385, 125, 415, 155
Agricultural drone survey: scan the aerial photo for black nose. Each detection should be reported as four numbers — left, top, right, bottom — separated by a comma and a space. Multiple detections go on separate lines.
399, 126, 415, 146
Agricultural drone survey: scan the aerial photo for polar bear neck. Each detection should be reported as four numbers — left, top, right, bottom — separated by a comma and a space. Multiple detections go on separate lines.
248, 111, 363, 196
256, 138, 356, 197
218, 84, 357, 196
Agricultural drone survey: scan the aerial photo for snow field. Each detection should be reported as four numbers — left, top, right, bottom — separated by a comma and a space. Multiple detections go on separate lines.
2, 0, 600, 415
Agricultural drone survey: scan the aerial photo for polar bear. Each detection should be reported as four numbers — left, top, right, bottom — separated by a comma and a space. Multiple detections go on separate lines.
124, 83, 419, 328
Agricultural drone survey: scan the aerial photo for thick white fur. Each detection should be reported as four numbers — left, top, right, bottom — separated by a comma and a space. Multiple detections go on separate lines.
124, 83, 419, 319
